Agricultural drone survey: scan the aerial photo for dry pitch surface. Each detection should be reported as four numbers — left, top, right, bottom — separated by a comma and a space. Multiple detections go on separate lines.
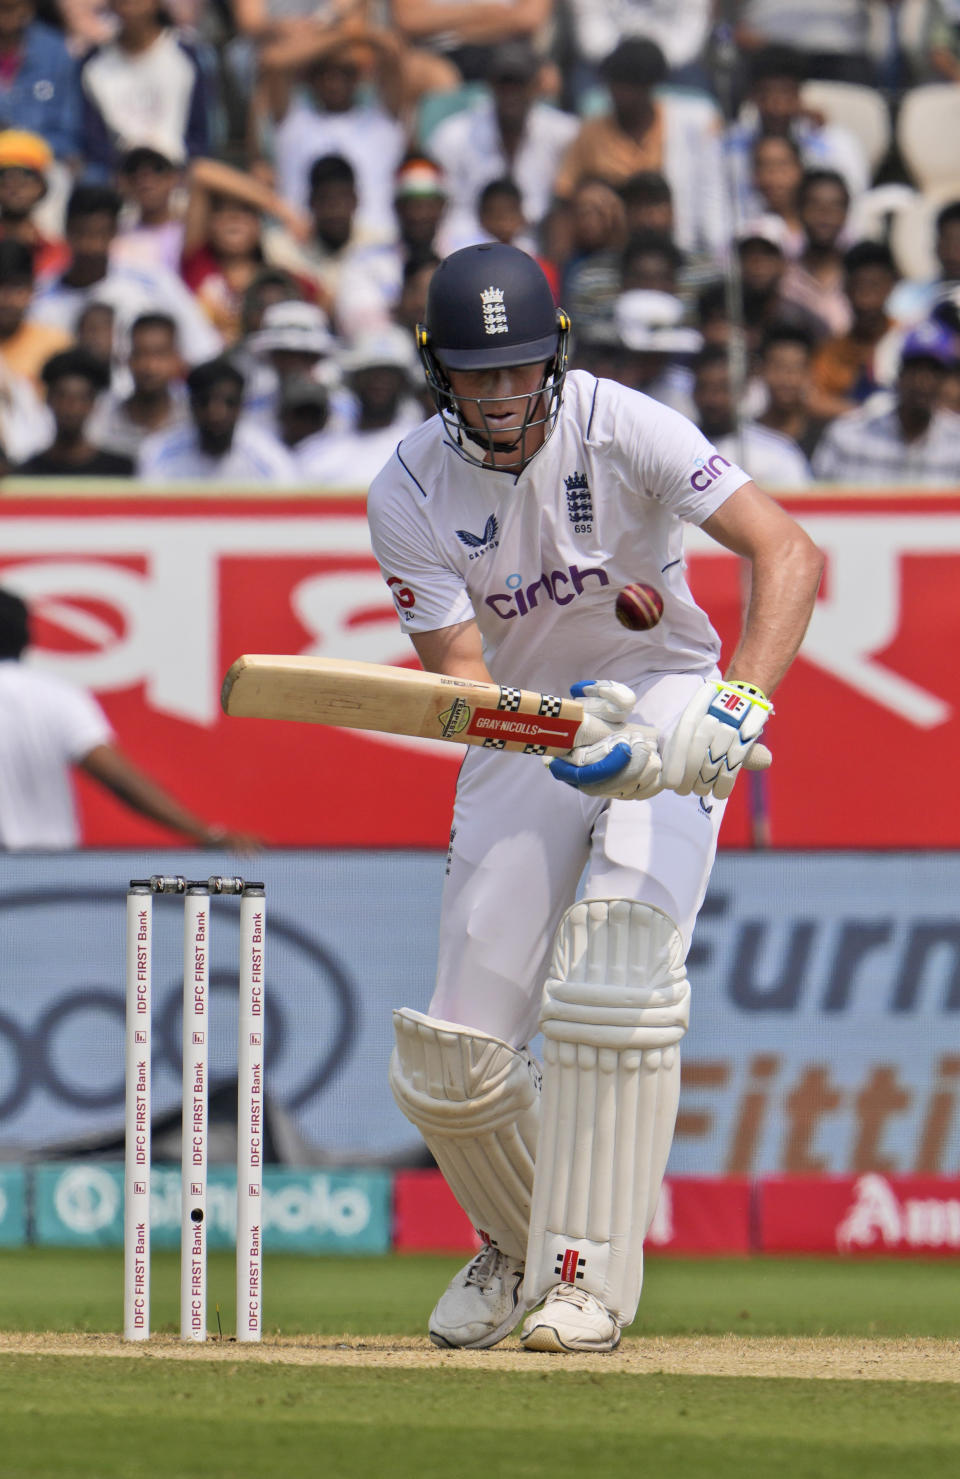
2, 1331, 958, 1383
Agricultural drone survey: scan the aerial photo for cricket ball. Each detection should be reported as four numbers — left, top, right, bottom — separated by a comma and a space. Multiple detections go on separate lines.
615, 582, 664, 632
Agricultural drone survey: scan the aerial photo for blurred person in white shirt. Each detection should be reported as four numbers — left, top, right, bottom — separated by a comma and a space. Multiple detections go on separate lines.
334, 154, 450, 340
244, 297, 355, 434
608, 287, 702, 419
812, 321, 960, 483
276, 374, 330, 451
139, 353, 298, 481
296, 324, 422, 485
736, 1, 874, 85
267, 35, 406, 235
428, 40, 579, 248
0, 586, 257, 851
79, 0, 214, 176
564, 0, 713, 94
888, 199, 960, 328
113, 138, 187, 275
86, 310, 190, 460
0, 351, 50, 464
29, 181, 222, 365
693, 344, 812, 487
264, 152, 386, 324
723, 45, 868, 219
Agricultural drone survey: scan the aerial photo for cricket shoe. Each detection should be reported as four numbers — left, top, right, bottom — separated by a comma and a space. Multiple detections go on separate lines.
520, 1284, 622, 1353
428, 1244, 526, 1349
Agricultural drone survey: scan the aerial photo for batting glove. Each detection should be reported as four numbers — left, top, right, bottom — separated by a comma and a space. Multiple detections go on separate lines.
549, 680, 664, 800
660, 680, 773, 800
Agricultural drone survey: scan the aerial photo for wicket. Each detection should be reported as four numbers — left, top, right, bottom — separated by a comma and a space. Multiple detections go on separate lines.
123, 874, 265, 1343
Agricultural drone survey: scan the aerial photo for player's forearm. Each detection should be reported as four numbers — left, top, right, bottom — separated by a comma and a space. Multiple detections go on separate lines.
411, 620, 492, 684
723, 531, 823, 696
80, 744, 221, 844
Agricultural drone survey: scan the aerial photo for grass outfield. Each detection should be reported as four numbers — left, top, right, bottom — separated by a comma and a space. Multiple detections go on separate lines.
2, 1247, 960, 1337
1, 1251, 959, 1478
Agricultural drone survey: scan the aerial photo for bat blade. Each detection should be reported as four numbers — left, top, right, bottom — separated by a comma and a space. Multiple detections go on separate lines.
221, 654, 585, 755
221, 654, 773, 771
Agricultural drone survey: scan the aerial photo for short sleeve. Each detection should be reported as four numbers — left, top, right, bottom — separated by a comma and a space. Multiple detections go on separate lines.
46, 677, 114, 762
367, 471, 474, 635
610, 390, 753, 524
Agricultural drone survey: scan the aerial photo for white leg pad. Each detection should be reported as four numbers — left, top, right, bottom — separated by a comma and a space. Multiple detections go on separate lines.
524, 900, 689, 1325
389, 1008, 540, 1259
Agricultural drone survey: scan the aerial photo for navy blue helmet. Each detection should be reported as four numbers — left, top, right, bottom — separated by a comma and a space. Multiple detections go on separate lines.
417, 243, 570, 469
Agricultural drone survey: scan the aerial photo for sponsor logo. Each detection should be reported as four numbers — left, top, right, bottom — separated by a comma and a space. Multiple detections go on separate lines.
837, 1174, 960, 1251
455, 514, 500, 560
53, 1165, 121, 1234
698, 797, 714, 817
689, 453, 732, 493
480, 286, 508, 335
555, 1248, 586, 1282
387, 575, 416, 622
564, 471, 593, 531
0, 885, 355, 1128
466, 707, 579, 748
438, 697, 471, 738
485, 563, 609, 620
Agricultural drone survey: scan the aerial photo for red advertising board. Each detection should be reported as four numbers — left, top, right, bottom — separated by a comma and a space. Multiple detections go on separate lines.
1, 489, 957, 847
392, 1170, 752, 1255
759, 1174, 960, 1255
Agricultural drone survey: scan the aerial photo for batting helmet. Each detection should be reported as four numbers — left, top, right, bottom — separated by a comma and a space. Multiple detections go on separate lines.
417, 243, 570, 470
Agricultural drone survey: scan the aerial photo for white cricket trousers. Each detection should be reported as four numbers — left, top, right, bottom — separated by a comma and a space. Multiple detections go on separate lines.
431, 672, 726, 1047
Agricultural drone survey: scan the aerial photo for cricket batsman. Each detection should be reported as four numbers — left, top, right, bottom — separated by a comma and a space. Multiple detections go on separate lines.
366, 243, 822, 1352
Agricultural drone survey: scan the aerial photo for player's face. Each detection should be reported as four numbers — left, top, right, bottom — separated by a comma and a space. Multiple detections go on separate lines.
447, 361, 548, 469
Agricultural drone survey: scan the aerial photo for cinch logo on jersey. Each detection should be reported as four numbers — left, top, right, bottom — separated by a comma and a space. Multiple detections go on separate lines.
564, 471, 593, 530
455, 514, 500, 559
689, 453, 732, 492
481, 285, 508, 335
485, 564, 610, 619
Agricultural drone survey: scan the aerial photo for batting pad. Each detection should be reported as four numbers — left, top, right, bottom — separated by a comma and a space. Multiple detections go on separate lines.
524, 900, 690, 1325
389, 1009, 540, 1258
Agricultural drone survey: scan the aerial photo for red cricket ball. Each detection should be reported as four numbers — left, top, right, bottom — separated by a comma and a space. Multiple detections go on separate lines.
615, 582, 664, 632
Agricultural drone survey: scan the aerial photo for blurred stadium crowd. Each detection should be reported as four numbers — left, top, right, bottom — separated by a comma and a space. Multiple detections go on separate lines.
0, 0, 959, 486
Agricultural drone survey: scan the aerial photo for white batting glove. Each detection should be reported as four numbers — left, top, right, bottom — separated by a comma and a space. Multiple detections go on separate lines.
549, 680, 664, 800
661, 679, 773, 800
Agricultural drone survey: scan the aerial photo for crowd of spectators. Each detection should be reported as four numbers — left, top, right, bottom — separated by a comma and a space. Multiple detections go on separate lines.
0, 0, 959, 487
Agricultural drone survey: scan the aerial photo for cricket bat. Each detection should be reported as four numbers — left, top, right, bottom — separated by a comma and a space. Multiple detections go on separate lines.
221, 654, 772, 768
222, 654, 589, 753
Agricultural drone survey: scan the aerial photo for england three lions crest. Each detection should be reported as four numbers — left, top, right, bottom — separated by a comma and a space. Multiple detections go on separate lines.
564, 471, 593, 531
481, 286, 508, 335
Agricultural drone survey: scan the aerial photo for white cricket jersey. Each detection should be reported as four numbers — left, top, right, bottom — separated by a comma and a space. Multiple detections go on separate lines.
0, 660, 113, 849
367, 371, 752, 697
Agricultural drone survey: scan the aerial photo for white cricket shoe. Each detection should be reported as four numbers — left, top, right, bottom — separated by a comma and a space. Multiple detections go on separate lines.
520, 1284, 622, 1353
428, 1245, 526, 1349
